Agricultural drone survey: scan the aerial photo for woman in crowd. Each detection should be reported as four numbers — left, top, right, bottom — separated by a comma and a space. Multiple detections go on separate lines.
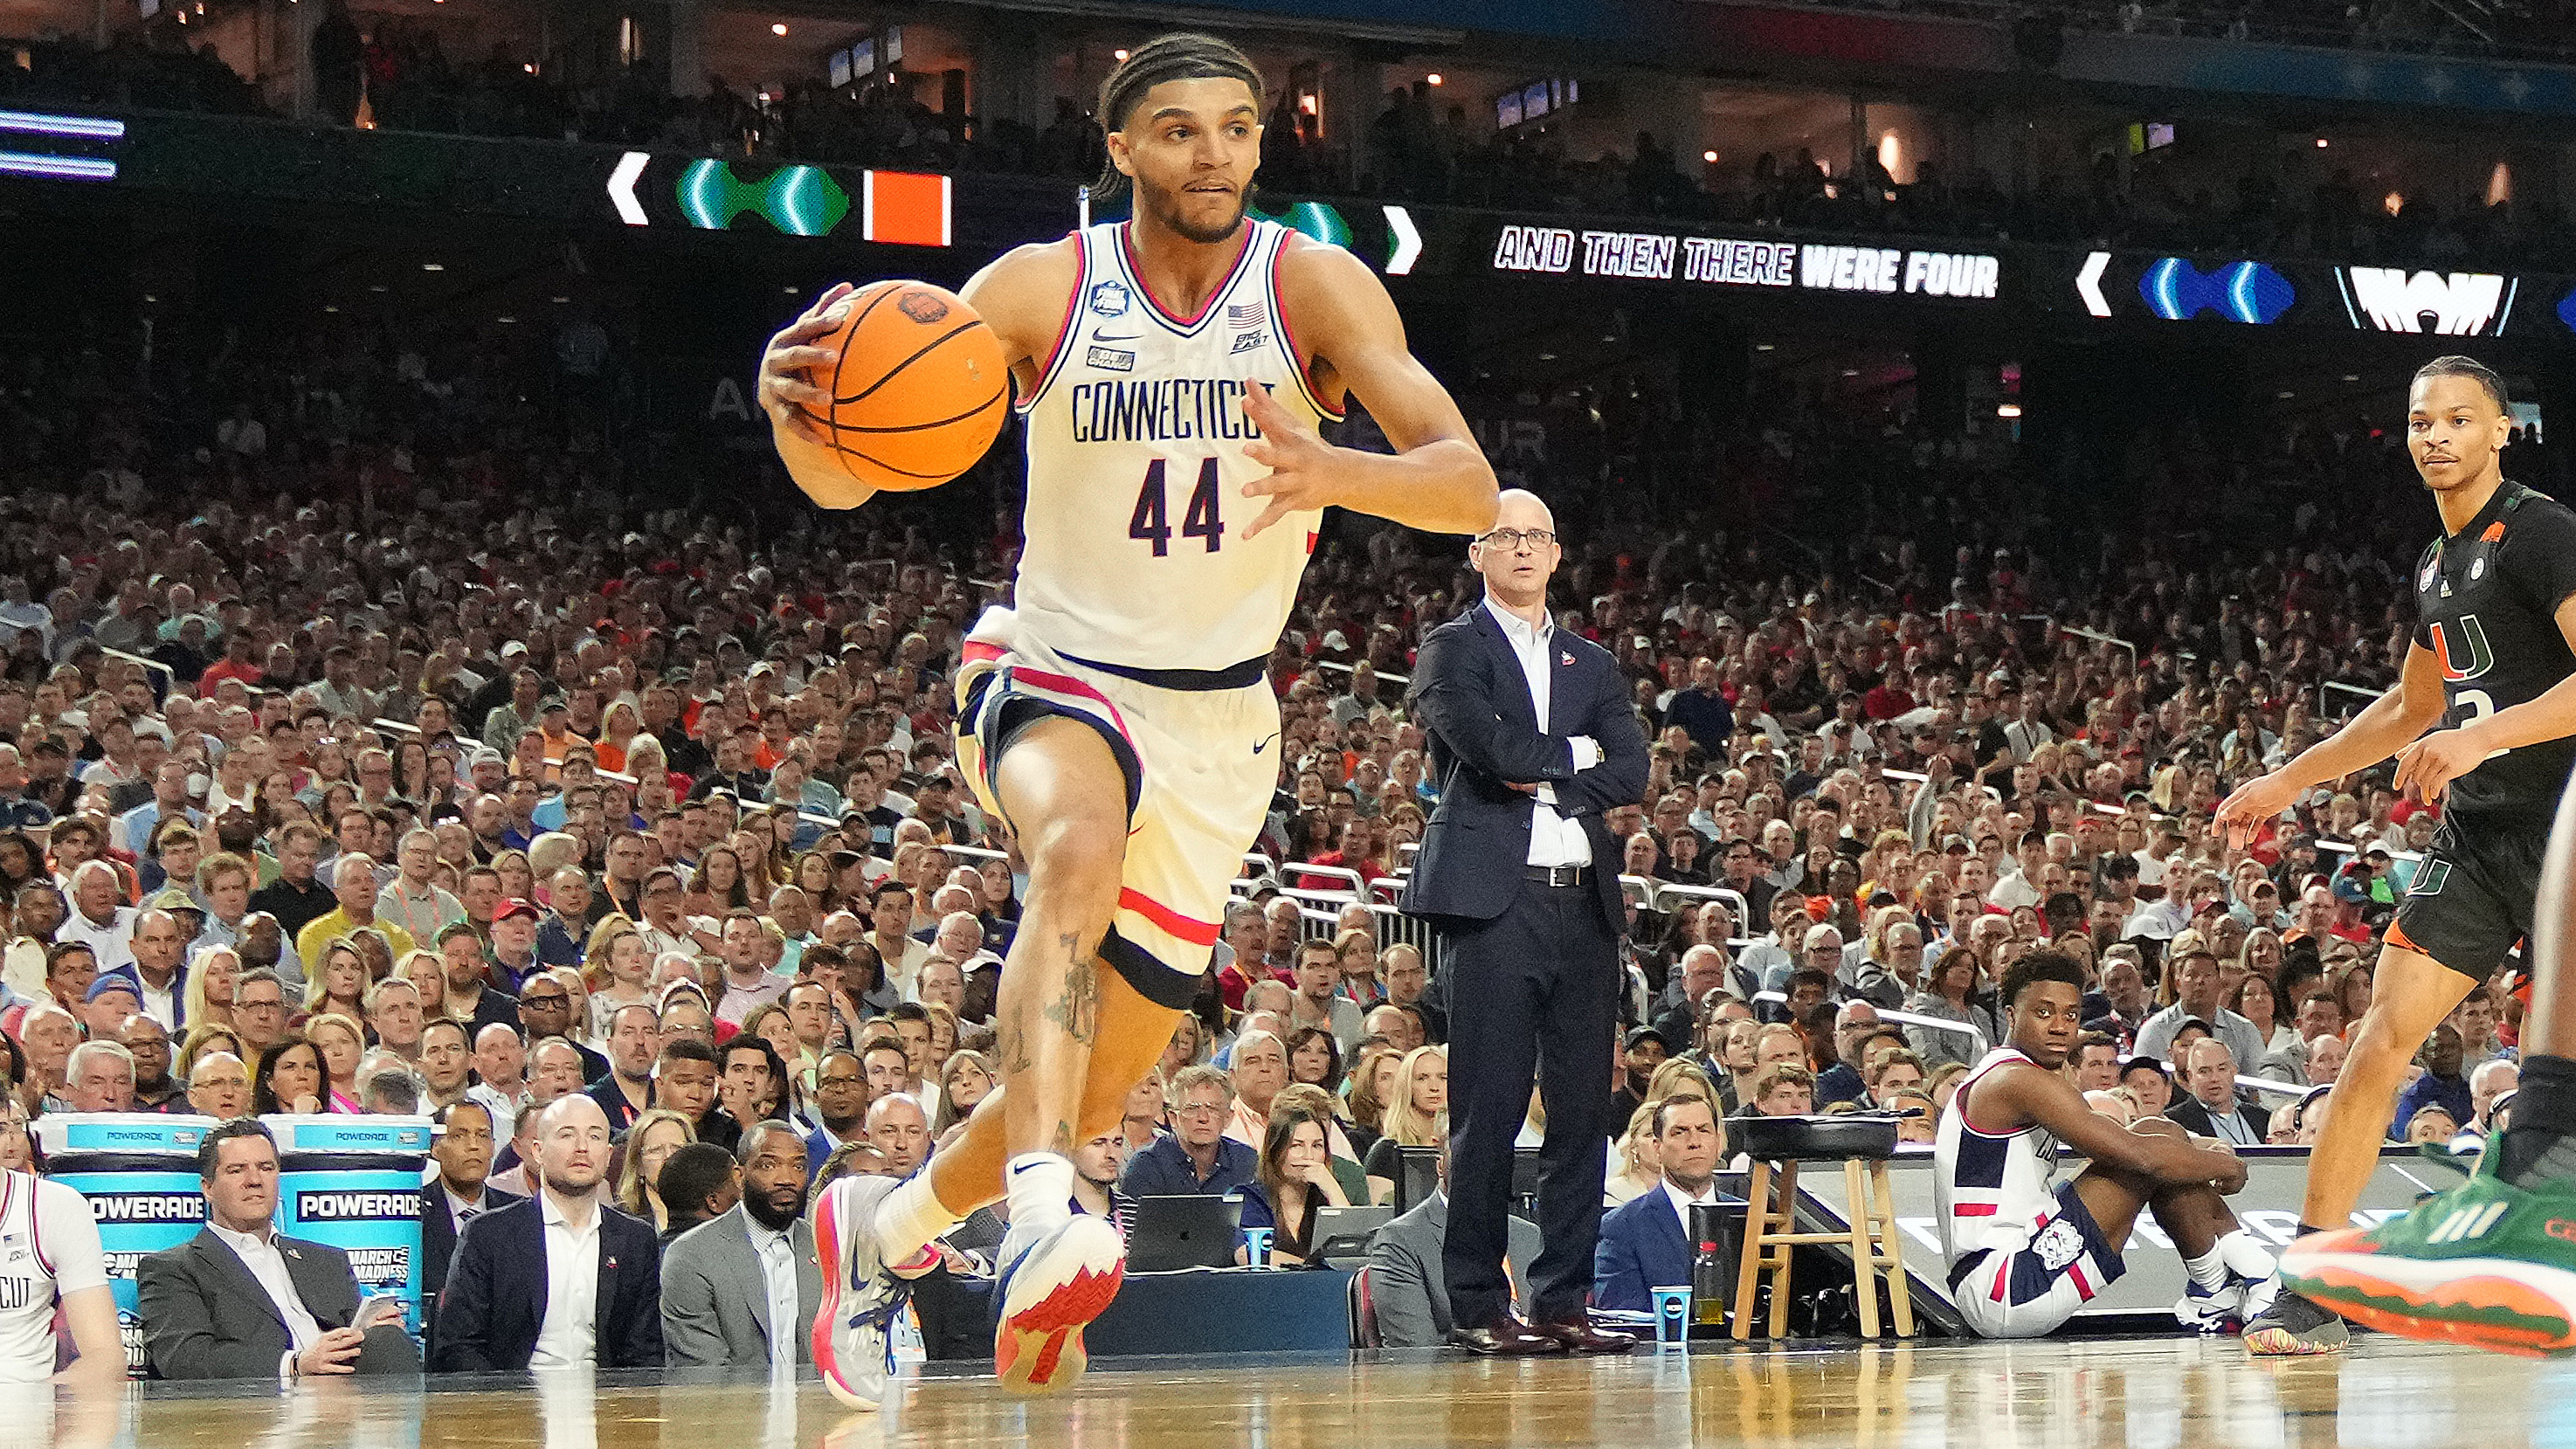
175, 1023, 243, 1085
1606, 1100, 1663, 1206
181, 944, 239, 1032
791, 852, 839, 914
1157, 1012, 1205, 1083
1237, 1107, 1350, 1266
306, 941, 369, 1023
491, 848, 536, 907
685, 845, 752, 918
1362, 1044, 1447, 1205
1285, 1025, 1343, 1096
616, 1107, 697, 1234
303, 1012, 368, 1114
584, 919, 652, 1024
935, 1049, 995, 1136
2239, 924, 2284, 987
2233, 972, 2294, 1059
1342, 1040, 1400, 1156
1903, 946, 1995, 1071
252, 1037, 326, 1114
399, 949, 452, 1023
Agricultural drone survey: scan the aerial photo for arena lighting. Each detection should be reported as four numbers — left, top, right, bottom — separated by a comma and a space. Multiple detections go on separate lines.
421, 262, 445, 271
2338, 266, 2510, 335
2136, 257, 2294, 323
1426, 73, 1443, 86
2343, 373, 2361, 382
1996, 403, 2021, 417
0, 151, 114, 181
772, 23, 788, 36
1113, 48, 1129, 60
0, 110, 125, 140
2315, 137, 2329, 147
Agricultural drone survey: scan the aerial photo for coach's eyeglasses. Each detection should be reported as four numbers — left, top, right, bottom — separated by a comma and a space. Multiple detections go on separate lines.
1477, 528, 1556, 551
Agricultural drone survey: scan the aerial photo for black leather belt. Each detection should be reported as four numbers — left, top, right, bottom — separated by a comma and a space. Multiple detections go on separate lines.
1523, 864, 1592, 887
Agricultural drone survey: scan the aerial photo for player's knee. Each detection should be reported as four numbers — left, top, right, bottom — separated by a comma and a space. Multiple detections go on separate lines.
2345, 1009, 2420, 1082
1023, 815, 1126, 900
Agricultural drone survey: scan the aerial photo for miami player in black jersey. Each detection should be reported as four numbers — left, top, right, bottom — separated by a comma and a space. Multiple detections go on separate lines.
2217, 355, 2576, 1356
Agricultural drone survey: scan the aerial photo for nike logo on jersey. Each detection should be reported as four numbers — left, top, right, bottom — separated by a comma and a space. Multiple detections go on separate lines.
1091, 332, 1139, 342
1253, 735, 1278, 755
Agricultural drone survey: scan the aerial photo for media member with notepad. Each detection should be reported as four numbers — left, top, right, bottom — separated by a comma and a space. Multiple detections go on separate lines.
1402, 490, 1647, 1357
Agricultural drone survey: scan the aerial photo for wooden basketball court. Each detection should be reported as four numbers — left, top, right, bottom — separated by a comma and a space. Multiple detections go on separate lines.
24, 1337, 2553, 1449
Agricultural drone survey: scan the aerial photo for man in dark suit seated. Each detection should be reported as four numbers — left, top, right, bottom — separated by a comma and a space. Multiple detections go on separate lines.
1363, 1125, 1541, 1349
660, 1121, 820, 1369
2165, 1038, 2269, 1146
139, 1119, 422, 1380
1593, 1094, 1730, 1313
421, 1099, 521, 1343
429, 1094, 664, 1371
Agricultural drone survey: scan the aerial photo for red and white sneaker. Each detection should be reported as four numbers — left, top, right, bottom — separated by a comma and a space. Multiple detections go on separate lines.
991, 1215, 1126, 1395
811, 1175, 930, 1411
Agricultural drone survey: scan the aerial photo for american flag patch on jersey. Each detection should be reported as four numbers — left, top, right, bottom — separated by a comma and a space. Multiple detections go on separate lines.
1228, 300, 1265, 327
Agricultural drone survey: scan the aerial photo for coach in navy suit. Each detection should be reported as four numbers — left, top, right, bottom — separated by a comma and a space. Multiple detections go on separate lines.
1593, 1094, 1730, 1313
1403, 489, 1648, 1356
429, 1095, 664, 1372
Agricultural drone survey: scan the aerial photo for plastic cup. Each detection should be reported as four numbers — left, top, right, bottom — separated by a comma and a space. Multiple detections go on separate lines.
1651, 1285, 1693, 1345
1244, 1226, 1274, 1268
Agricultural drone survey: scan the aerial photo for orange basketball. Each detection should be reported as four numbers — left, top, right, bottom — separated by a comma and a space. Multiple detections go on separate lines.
780, 279, 1009, 503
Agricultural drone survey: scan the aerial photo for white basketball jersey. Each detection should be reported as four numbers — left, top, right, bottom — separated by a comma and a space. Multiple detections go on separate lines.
1932, 1048, 2063, 1262
1012, 218, 1343, 672
0, 1170, 108, 1383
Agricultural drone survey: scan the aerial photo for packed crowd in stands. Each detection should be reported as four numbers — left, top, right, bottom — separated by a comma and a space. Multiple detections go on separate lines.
5, 9, 2573, 273
0, 272, 2532, 1377
1802, 0, 2576, 61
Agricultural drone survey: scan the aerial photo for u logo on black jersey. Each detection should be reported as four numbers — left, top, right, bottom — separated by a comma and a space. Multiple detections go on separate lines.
2430, 615, 2496, 682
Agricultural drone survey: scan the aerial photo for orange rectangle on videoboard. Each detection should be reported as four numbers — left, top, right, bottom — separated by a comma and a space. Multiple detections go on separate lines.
863, 170, 951, 247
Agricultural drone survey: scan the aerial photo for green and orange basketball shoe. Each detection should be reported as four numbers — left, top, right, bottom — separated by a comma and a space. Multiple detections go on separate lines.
2280, 1155, 2576, 1358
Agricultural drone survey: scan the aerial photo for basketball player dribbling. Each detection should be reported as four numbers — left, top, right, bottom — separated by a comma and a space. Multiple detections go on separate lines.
2217, 355, 2576, 1356
757, 34, 1499, 1405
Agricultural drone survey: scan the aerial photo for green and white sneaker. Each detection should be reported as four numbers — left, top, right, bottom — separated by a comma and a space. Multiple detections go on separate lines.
2280, 1158, 2576, 1358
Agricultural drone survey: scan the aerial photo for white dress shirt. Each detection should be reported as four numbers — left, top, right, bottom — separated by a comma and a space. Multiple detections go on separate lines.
1482, 600, 1599, 868
1660, 1176, 1722, 1235
528, 1190, 604, 1370
745, 1217, 799, 1375
208, 1220, 323, 1379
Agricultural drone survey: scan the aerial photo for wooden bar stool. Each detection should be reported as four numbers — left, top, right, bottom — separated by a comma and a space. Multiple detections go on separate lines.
1730, 1115, 1915, 1341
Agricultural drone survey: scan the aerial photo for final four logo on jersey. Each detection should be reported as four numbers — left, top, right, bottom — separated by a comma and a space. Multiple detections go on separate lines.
2421, 555, 2440, 591
1088, 280, 1133, 318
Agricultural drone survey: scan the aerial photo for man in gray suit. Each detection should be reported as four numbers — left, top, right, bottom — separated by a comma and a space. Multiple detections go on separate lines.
660, 1120, 821, 1369
1363, 1130, 1542, 1349
139, 1119, 421, 1380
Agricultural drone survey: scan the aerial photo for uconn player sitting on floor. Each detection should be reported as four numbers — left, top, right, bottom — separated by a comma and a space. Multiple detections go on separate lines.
1934, 949, 2279, 1338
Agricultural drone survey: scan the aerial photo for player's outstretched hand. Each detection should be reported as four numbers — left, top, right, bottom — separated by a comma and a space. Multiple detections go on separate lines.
2213, 769, 2302, 849
759, 282, 857, 447
2394, 727, 2488, 806
1239, 381, 1340, 540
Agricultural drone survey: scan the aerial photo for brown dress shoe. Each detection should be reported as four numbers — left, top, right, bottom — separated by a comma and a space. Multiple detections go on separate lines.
1534, 1318, 1641, 1355
1447, 1313, 1570, 1356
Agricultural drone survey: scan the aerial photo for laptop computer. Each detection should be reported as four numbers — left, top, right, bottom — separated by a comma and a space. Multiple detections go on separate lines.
1310, 1204, 1394, 1266
1126, 1193, 1245, 1273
